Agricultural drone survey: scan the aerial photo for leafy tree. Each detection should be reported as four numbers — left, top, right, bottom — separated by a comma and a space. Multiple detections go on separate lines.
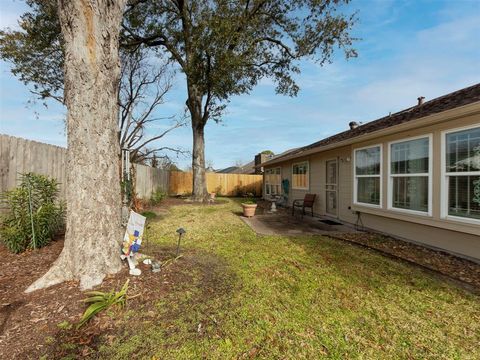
0, 0, 183, 164
2, 1, 357, 203
122, 0, 357, 200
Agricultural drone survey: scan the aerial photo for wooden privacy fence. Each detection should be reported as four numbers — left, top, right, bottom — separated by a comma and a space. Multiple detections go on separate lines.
169, 171, 263, 197
0, 134, 67, 198
1, 135, 263, 200
134, 167, 263, 198
133, 164, 170, 199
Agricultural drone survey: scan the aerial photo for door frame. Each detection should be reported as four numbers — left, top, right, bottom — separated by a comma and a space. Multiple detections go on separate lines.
325, 157, 339, 217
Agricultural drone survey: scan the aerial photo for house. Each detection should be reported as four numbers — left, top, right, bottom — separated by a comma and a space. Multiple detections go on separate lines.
260, 83, 480, 262
216, 162, 256, 175
217, 149, 298, 175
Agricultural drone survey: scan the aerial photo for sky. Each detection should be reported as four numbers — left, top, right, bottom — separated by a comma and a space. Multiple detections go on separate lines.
1, 0, 480, 170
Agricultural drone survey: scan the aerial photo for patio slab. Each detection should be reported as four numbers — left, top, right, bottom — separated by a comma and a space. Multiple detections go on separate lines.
241, 213, 359, 236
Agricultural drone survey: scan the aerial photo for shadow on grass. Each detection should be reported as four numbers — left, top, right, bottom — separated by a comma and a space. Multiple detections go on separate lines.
45, 246, 238, 359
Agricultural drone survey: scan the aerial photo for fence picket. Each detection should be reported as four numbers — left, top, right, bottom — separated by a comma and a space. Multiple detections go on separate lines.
1, 135, 263, 200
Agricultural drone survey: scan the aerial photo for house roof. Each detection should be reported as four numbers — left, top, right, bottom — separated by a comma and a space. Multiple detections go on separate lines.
262, 82, 480, 166
217, 162, 256, 174
219, 148, 300, 173
216, 166, 242, 174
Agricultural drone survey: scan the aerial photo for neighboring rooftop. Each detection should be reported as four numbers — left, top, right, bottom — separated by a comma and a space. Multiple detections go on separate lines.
263, 82, 480, 166
219, 148, 300, 174
217, 161, 256, 174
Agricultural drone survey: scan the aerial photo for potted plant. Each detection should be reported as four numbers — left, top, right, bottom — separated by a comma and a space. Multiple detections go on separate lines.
241, 199, 257, 217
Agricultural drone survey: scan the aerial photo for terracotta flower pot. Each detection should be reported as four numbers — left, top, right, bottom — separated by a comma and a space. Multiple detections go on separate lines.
242, 203, 257, 217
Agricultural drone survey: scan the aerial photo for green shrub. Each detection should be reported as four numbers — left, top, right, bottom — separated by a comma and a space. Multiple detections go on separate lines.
0, 173, 65, 253
150, 187, 167, 205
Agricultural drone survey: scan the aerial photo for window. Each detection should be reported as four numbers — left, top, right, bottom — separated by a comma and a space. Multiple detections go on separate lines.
443, 125, 480, 222
389, 136, 431, 214
265, 167, 281, 195
292, 161, 309, 189
354, 145, 381, 206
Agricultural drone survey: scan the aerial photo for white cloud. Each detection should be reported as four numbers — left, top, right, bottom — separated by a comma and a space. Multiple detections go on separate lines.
350, 12, 480, 118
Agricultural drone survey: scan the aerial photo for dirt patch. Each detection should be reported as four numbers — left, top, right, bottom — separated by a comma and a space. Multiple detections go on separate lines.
152, 196, 228, 209
329, 232, 480, 290
0, 238, 235, 359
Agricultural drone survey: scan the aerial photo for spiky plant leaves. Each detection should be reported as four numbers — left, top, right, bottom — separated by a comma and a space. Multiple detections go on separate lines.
77, 280, 129, 329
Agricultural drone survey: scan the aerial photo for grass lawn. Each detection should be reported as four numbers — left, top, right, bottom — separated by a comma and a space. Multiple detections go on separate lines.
98, 198, 479, 359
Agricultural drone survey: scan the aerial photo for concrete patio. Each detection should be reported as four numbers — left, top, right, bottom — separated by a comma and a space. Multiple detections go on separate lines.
241, 201, 360, 236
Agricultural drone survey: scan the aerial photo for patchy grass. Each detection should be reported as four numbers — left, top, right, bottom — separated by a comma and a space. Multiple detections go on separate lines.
140, 210, 158, 220
98, 198, 479, 359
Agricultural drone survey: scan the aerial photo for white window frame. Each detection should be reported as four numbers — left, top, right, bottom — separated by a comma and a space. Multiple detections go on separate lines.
387, 134, 433, 217
353, 144, 383, 208
265, 167, 282, 196
291, 161, 309, 190
441, 124, 480, 225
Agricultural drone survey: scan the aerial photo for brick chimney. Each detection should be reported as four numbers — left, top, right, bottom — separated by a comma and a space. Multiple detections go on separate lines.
254, 152, 272, 174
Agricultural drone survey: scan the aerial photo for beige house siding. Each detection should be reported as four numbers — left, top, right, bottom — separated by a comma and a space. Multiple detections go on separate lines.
269, 146, 357, 223
263, 109, 480, 261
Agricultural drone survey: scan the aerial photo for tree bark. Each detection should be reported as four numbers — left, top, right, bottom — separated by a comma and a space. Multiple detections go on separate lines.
27, 0, 127, 292
191, 118, 208, 201
187, 84, 208, 202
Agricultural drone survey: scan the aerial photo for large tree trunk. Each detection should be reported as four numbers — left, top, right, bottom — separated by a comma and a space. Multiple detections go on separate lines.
191, 119, 208, 201
187, 84, 208, 202
27, 0, 127, 292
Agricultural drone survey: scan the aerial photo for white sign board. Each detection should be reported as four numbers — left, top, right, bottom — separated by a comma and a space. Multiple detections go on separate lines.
122, 210, 146, 256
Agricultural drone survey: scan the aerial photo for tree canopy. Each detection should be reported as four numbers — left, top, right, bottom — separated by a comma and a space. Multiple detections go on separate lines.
1, 0, 358, 200
0, 0, 184, 164
122, 0, 357, 200
122, 0, 357, 123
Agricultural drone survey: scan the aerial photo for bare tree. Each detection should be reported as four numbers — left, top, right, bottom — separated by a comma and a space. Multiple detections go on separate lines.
119, 49, 186, 163
234, 159, 245, 168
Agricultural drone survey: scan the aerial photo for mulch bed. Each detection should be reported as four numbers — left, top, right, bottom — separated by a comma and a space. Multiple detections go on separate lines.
0, 237, 225, 360
328, 232, 480, 291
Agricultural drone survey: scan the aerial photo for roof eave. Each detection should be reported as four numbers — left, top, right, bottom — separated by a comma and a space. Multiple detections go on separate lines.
261, 101, 480, 167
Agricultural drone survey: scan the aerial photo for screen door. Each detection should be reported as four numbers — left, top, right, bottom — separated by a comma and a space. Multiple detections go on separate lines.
326, 159, 338, 216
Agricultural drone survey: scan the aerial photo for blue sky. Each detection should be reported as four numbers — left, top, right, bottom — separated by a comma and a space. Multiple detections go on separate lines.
1, 0, 480, 170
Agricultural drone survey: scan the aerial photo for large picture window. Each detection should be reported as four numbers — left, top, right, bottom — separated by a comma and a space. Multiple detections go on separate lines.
354, 146, 381, 206
444, 125, 480, 222
389, 136, 431, 214
292, 161, 309, 189
265, 167, 281, 195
